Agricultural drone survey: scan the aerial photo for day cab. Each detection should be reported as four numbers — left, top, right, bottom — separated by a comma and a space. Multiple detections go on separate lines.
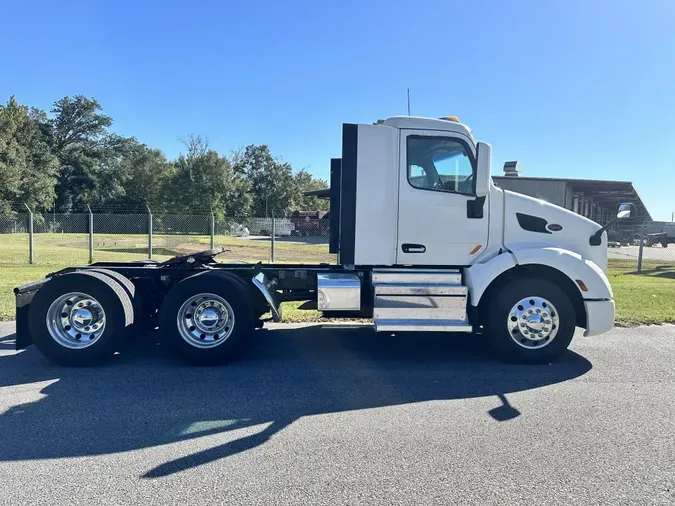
14, 115, 632, 366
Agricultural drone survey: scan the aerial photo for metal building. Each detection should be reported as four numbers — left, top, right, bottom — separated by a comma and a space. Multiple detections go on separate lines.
493, 162, 651, 225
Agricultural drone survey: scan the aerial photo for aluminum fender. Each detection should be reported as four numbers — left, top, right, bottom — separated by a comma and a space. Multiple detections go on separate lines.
512, 247, 613, 300
465, 252, 517, 306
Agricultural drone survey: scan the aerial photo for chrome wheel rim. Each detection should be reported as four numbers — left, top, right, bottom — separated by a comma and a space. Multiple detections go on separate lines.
177, 293, 235, 348
46, 292, 107, 349
507, 296, 559, 349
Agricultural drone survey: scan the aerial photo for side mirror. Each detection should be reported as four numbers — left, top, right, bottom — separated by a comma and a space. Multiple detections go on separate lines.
617, 203, 635, 219
590, 202, 636, 246
475, 142, 491, 197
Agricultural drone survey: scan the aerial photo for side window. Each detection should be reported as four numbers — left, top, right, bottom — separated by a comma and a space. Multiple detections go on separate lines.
407, 136, 474, 194
409, 164, 428, 188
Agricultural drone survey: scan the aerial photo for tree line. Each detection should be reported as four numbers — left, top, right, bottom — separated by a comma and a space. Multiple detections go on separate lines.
0, 95, 328, 218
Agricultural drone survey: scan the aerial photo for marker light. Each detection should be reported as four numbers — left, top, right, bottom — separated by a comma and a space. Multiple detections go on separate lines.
440, 116, 459, 122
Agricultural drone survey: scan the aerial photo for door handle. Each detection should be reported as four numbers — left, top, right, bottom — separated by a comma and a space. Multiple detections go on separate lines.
402, 243, 426, 253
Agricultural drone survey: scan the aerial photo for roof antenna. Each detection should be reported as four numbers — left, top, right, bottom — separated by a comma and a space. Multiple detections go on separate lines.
407, 88, 411, 116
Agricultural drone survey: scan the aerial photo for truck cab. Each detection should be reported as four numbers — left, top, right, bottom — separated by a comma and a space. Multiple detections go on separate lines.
322, 116, 621, 360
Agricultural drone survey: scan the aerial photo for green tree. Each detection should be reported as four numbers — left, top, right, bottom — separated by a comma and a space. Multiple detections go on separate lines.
234, 144, 297, 217
50, 95, 121, 211
128, 145, 175, 213
51, 95, 112, 152
223, 171, 253, 218
293, 169, 329, 212
170, 135, 251, 218
0, 96, 58, 215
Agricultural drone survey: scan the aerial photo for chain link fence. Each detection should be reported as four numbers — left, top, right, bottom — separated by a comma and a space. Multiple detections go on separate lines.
3, 210, 671, 272
607, 220, 675, 273
607, 221, 675, 274
0, 211, 337, 267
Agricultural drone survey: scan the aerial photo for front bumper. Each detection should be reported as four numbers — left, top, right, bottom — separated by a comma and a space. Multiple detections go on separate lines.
583, 299, 615, 337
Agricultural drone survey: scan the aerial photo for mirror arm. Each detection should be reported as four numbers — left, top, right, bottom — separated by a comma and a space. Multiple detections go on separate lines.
589, 218, 619, 246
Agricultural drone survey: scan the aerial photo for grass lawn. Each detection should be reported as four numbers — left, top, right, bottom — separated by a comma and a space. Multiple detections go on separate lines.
608, 260, 675, 326
1, 233, 673, 325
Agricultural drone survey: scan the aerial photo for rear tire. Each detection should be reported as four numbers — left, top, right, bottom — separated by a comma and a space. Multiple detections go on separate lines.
485, 277, 576, 363
28, 271, 134, 366
159, 272, 253, 365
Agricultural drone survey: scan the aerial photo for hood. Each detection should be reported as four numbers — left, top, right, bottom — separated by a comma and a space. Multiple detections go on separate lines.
502, 190, 608, 272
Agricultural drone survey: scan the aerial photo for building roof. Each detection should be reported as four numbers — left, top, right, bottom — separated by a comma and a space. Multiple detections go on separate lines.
304, 188, 331, 199
493, 176, 651, 220
305, 175, 651, 220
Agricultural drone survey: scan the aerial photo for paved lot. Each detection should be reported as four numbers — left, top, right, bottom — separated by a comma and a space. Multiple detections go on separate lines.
608, 244, 674, 263
0, 322, 673, 505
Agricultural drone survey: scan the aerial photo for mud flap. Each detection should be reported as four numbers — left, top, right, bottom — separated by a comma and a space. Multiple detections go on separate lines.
252, 272, 282, 321
14, 279, 49, 349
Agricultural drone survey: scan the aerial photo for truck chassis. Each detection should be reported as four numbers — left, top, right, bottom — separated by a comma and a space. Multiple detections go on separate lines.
15, 249, 379, 365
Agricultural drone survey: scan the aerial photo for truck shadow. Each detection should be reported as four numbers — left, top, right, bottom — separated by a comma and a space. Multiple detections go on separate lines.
0, 326, 591, 478
628, 265, 675, 279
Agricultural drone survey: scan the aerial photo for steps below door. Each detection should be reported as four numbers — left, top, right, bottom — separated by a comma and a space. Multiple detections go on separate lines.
374, 318, 473, 332
372, 268, 462, 285
372, 269, 472, 332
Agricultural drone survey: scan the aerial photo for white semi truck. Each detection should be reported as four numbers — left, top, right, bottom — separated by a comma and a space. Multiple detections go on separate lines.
14, 115, 632, 366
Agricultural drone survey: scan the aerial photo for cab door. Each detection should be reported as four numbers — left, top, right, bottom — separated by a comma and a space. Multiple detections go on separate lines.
396, 129, 488, 266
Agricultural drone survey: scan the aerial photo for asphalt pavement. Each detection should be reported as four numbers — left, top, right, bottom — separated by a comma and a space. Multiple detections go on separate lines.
607, 244, 674, 262
0, 322, 673, 505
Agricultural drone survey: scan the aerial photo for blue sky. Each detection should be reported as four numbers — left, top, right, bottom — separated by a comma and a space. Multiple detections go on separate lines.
2, 0, 674, 220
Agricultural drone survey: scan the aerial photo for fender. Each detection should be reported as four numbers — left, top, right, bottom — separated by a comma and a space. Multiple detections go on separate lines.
512, 247, 613, 300
464, 251, 517, 306
465, 247, 612, 307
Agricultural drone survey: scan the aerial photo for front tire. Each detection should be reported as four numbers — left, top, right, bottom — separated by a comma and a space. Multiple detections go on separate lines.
485, 278, 576, 363
159, 272, 253, 364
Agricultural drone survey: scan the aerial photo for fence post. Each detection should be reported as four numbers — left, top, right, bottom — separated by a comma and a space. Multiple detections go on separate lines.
270, 214, 275, 263
24, 204, 34, 264
147, 205, 153, 260
87, 205, 94, 264
210, 210, 215, 250
637, 221, 646, 273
